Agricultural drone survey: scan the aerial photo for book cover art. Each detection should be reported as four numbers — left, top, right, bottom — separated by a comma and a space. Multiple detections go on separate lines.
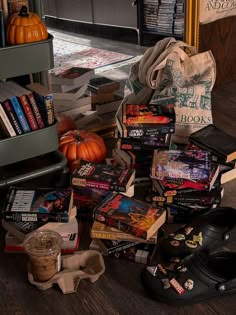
50, 67, 94, 86
151, 150, 211, 181
72, 161, 135, 193
93, 192, 166, 240
3, 187, 74, 223
88, 76, 120, 94
189, 124, 236, 163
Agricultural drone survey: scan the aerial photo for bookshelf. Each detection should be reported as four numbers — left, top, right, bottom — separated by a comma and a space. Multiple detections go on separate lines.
0, 0, 67, 186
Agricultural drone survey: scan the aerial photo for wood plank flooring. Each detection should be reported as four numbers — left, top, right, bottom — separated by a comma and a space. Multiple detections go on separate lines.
0, 29, 236, 315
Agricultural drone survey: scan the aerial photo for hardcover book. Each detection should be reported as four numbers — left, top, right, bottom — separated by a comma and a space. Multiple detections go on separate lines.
50, 67, 95, 86
151, 149, 211, 181
189, 124, 236, 163
3, 187, 75, 223
93, 192, 166, 240
90, 221, 158, 244
0, 101, 17, 137
72, 160, 135, 193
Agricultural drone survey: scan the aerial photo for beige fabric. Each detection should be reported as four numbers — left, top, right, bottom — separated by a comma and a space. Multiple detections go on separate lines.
200, 1, 236, 24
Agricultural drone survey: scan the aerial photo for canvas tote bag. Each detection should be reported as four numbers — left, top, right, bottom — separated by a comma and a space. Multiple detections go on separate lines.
200, 0, 236, 24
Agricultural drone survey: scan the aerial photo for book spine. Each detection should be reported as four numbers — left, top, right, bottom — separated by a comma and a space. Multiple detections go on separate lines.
18, 95, 39, 131
124, 124, 175, 138
44, 95, 55, 125
105, 241, 139, 255
2, 100, 23, 135
26, 92, 45, 129
126, 116, 172, 125
93, 211, 147, 240
0, 103, 16, 137
10, 96, 31, 133
72, 177, 111, 191
3, 211, 69, 223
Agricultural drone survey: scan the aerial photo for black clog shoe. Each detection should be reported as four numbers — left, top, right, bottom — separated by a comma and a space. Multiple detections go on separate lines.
159, 207, 236, 262
141, 251, 236, 305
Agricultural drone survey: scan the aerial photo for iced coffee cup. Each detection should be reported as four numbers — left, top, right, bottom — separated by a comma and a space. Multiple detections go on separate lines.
23, 230, 63, 282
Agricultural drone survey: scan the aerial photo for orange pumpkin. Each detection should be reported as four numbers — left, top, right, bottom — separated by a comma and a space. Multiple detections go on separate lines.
7, 5, 48, 45
59, 130, 107, 164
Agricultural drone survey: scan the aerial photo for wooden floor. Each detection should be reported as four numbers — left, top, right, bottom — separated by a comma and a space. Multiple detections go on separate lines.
1, 29, 236, 315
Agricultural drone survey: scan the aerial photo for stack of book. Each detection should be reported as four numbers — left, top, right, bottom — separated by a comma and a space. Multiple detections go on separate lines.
87, 76, 122, 115
1, 187, 82, 254
114, 97, 175, 178
0, 81, 55, 138
149, 147, 222, 223
49, 66, 94, 120
89, 192, 166, 264
71, 160, 136, 220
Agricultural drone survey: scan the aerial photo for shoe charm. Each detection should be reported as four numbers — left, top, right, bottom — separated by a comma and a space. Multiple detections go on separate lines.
157, 264, 167, 275
146, 266, 158, 277
176, 265, 187, 273
173, 234, 185, 241
193, 232, 203, 246
185, 240, 197, 248
170, 240, 180, 247
169, 278, 185, 294
161, 278, 171, 289
184, 279, 194, 290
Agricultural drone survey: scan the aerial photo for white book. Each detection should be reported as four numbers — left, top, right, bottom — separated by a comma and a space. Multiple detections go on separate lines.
52, 84, 88, 101
58, 103, 92, 119
50, 66, 94, 86
53, 95, 91, 110
74, 110, 99, 128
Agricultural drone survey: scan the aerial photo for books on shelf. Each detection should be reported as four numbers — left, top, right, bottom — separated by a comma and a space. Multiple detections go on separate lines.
93, 192, 166, 240
26, 82, 55, 126
72, 160, 135, 193
151, 149, 211, 181
189, 124, 236, 163
50, 66, 95, 86
3, 187, 75, 223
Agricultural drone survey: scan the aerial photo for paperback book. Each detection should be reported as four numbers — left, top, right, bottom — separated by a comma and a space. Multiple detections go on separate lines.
151, 149, 211, 181
93, 192, 166, 240
3, 187, 75, 223
88, 76, 120, 95
50, 67, 95, 86
72, 160, 135, 193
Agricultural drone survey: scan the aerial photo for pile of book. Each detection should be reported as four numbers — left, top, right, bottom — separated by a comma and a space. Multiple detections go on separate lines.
1, 187, 82, 254
0, 81, 55, 139
49, 66, 94, 120
71, 159, 166, 264
114, 96, 175, 178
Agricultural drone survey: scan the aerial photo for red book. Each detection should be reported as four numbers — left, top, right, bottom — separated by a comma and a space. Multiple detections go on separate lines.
18, 94, 39, 131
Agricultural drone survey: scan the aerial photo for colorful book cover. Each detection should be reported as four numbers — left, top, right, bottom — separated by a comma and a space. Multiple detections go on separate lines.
72, 161, 135, 193
18, 94, 39, 131
9, 96, 31, 133
151, 150, 211, 181
93, 192, 166, 240
3, 187, 74, 223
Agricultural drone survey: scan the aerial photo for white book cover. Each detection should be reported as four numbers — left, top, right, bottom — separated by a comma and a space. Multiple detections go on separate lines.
52, 84, 88, 101
54, 95, 91, 110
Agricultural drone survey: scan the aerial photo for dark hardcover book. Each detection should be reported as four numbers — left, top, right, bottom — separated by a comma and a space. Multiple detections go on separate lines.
95, 239, 139, 255
152, 164, 220, 197
2, 99, 23, 135
116, 114, 175, 138
72, 160, 135, 193
17, 94, 39, 131
189, 124, 236, 163
26, 83, 55, 126
93, 192, 166, 240
117, 134, 171, 151
151, 149, 211, 181
3, 187, 75, 223
88, 76, 120, 95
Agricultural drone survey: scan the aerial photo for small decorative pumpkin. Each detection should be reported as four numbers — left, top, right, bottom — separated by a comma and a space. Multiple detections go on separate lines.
59, 129, 107, 164
7, 5, 48, 45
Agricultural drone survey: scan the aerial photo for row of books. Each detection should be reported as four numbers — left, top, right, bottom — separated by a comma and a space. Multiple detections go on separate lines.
0, 81, 55, 139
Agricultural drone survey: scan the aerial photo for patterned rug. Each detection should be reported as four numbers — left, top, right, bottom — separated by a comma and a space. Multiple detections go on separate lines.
52, 37, 136, 72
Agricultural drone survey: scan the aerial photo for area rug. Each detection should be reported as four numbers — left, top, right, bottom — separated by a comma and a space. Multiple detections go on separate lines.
52, 37, 135, 72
